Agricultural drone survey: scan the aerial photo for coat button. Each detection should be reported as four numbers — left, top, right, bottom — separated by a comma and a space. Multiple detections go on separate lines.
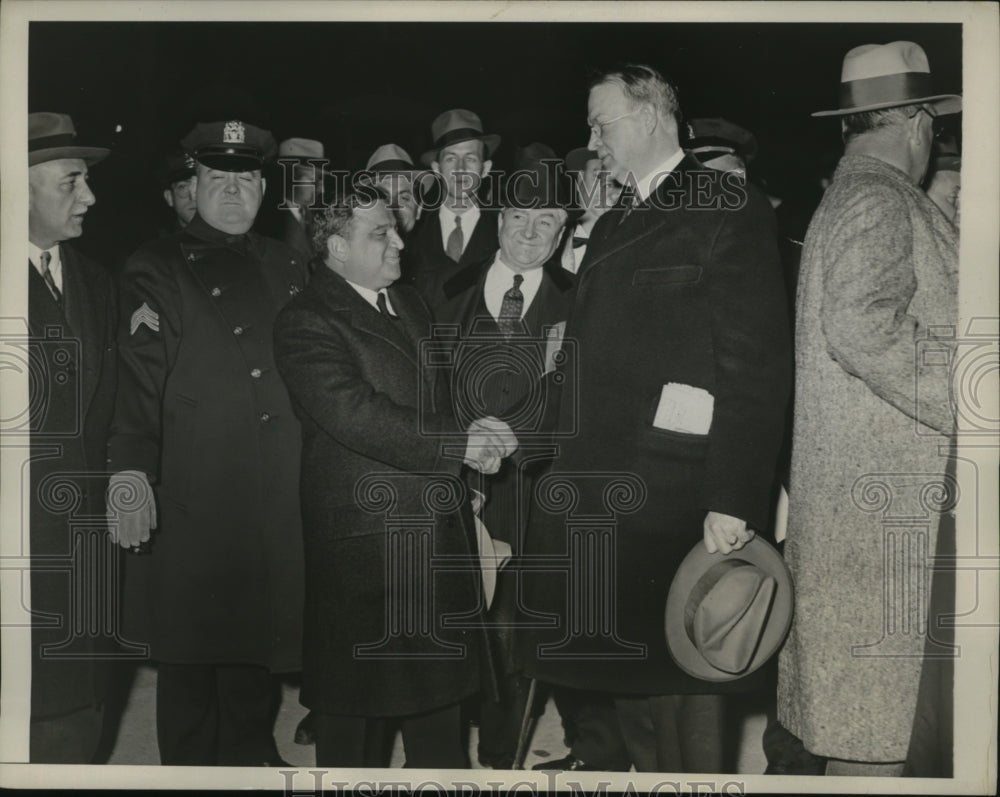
250, 368, 262, 378
211, 287, 222, 297
260, 412, 271, 422
233, 326, 244, 336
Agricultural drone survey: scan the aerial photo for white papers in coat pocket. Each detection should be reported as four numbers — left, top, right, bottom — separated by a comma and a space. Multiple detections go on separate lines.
653, 383, 714, 435
543, 322, 567, 374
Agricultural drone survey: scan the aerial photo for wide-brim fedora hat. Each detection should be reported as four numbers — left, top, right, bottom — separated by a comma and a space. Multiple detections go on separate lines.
29, 112, 109, 166
665, 537, 793, 682
813, 40, 961, 117
420, 108, 501, 167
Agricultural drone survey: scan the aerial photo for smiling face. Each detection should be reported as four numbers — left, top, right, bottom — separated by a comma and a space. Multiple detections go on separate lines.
195, 163, 265, 234
333, 199, 405, 290
29, 158, 96, 249
432, 139, 491, 206
498, 206, 568, 271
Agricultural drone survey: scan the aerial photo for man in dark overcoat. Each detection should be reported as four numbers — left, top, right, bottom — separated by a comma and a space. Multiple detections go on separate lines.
273, 188, 513, 768
434, 143, 576, 769
26, 112, 118, 763
106, 119, 307, 766
518, 64, 792, 772
409, 109, 501, 308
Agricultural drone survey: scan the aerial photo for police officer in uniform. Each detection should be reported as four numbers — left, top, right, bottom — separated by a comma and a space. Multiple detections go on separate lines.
106, 119, 307, 766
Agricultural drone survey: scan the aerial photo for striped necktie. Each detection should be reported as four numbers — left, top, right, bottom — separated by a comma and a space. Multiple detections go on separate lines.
38, 250, 63, 307
446, 214, 464, 262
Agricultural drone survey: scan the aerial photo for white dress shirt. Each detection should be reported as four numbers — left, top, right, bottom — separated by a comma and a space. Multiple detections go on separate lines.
483, 256, 543, 321
439, 203, 481, 256
634, 148, 686, 204
29, 241, 63, 292
345, 279, 397, 316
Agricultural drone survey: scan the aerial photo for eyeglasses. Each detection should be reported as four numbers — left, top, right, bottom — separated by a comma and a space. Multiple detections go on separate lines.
910, 106, 947, 140
588, 108, 640, 140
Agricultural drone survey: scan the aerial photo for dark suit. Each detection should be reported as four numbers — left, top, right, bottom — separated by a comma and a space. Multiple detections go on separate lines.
409, 207, 499, 308
108, 214, 308, 764
518, 156, 792, 770
27, 244, 119, 762
273, 265, 495, 768
435, 254, 575, 766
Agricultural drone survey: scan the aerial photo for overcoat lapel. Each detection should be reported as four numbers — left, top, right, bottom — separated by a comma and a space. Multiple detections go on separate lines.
59, 244, 102, 421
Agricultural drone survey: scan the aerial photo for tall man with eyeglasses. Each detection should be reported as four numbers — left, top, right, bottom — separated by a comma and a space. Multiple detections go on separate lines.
518, 63, 792, 772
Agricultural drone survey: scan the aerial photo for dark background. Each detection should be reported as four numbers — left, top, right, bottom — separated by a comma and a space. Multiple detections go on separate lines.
29, 21, 962, 269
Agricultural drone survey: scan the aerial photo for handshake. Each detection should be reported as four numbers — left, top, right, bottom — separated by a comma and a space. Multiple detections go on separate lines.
463, 416, 519, 474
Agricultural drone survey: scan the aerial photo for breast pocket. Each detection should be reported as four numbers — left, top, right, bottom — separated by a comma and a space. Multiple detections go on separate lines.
631, 265, 702, 287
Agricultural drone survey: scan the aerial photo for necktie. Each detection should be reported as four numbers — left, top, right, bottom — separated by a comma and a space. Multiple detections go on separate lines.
572, 236, 588, 249
497, 274, 524, 338
446, 214, 464, 263
38, 250, 62, 307
376, 290, 398, 319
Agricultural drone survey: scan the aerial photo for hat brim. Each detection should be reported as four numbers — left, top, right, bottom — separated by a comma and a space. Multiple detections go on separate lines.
420, 133, 501, 167
665, 537, 793, 682
195, 153, 264, 172
29, 146, 109, 167
812, 93, 962, 117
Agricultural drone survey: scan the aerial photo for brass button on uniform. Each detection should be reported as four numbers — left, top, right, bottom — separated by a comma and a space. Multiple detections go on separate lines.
211, 287, 222, 298
260, 412, 271, 422
233, 326, 244, 336
250, 368, 262, 378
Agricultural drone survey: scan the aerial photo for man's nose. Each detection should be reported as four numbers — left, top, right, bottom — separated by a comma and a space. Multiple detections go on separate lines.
588, 129, 601, 150
389, 228, 405, 250
77, 181, 96, 207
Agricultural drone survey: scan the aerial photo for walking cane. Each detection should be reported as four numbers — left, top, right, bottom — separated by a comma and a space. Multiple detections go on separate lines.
511, 677, 538, 770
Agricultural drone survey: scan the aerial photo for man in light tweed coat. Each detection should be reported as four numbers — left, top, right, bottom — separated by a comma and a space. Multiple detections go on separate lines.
777, 41, 960, 776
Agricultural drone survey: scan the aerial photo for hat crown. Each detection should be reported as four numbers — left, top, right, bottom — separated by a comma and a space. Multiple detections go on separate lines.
688, 561, 777, 674
278, 137, 325, 159
506, 141, 569, 210
565, 147, 599, 174
366, 143, 414, 171
841, 40, 930, 82
431, 108, 485, 143
29, 112, 77, 140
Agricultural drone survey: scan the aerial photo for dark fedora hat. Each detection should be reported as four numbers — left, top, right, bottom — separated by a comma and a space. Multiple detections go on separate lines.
684, 118, 758, 165
420, 109, 501, 167
564, 147, 600, 175
665, 537, 793, 682
29, 112, 109, 166
503, 142, 574, 213
813, 41, 961, 118
181, 119, 278, 172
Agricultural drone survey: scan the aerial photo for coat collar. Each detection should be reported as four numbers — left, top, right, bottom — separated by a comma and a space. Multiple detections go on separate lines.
308, 264, 422, 366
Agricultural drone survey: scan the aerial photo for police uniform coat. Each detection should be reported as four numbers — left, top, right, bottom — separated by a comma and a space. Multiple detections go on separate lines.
107, 214, 307, 672
777, 155, 958, 762
273, 265, 495, 717
518, 156, 792, 695
28, 244, 119, 720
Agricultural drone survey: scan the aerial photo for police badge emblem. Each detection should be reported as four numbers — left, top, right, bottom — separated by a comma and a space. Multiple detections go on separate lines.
223, 120, 246, 145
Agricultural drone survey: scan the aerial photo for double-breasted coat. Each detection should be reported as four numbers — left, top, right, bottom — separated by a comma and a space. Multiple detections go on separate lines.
777, 155, 959, 762
107, 214, 307, 672
517, 156, 792, 695
28, 245, 119, 720
272, 265, 495, 717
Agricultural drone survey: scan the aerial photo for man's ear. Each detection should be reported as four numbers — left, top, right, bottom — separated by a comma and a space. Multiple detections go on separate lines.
260, 176, 267, 196
327, 233, 348, 261
481, 160, 492, 179
163, 188, 175, 208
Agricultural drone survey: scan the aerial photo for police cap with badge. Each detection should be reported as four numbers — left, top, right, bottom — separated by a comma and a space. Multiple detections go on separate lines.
181, 119, 277, 172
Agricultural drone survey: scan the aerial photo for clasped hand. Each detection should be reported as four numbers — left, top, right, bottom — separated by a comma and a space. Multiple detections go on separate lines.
703, 510, 755, 555
464, 416, 518, 475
